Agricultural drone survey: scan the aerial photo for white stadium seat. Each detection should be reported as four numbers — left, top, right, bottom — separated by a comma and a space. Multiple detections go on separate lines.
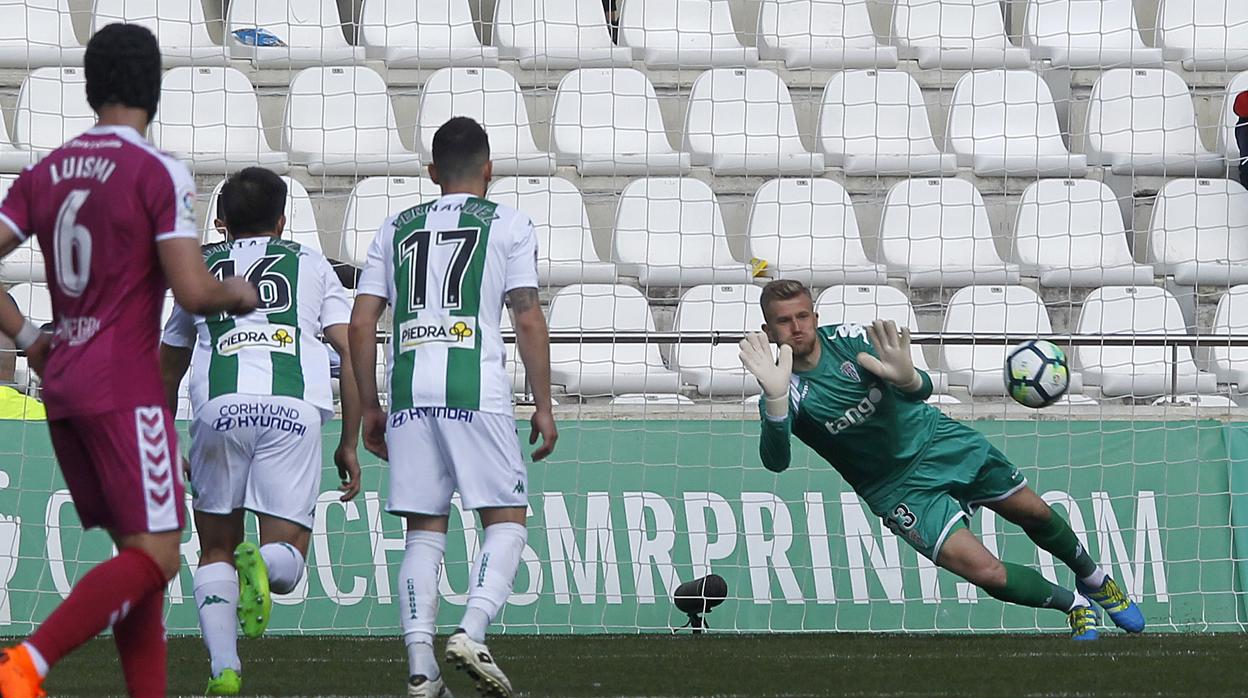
611, 178, 752, 288
891, 0, 1031, 69
1075, 286, 1216, 397
0, 0, 83, 68
0, 176, 44, 284
683, 69, 824, 176
8, 283, 52, 327
359, 0, 498, 68
92, 0, 228, 66
673, 284, 764, 397
878, 179, 1020, 288
487, 177, 617, 285
550, 68, 690, 176
1146, 178, 1248, 286
416, 68, 555, 176
745, 178, 885, 285
1210, 286, 1248, 391
339, 176, 439, 267
151, 67, 288, 175
226, 0, 363, 67
815, 284, 949, 394
1023, 0, 1163, 68
14, 67, 93, 154
1012, 180, 1153, 287
1084, 69, 1223, 176
282, 67, 422, 176
1218, 71, 1248, 162
946, 69, 1087, 177
618, 0, 759, 69
203, 176, 322, 252
940, 285, 1081, 396
548, 284, 682, 396
0, 110, 34, 174
494, 0, 631, 69
1157, 0, 1248, 71
818, 70, 957, 176
755, 0, 899, 69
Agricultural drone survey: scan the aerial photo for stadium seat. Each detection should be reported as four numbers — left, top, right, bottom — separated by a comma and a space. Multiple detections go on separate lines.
611, 178, 752, 287
945, 70, 1087, 177
878, 179, 1020, 288
1210, 286, 1248, 391
815, 284, 949, 394
416, 68, 555, 176
609, 394, 694, 406
745, 178, 886, 285
1157, 0, 1248, 71
226, 0, 363, 67
1146, 178, 1248, 286
618, 0, 760, 68
203, 176, 322, 252
282, 67, 422, 176
1084, 69, 1223, 176
8, 284, 51, 327
940, 285, 1082, 396
339, 176, 439, 267
1218, 71, 1248, 163
359, 0, 498, 68
547, 284, 682, 396
0, 110, 34, 174
1012, 180, 1153, 287
151, 67, 288, 175
487, 177, 617, 285
1022, 0, 1163, 68
682, 69, 824, 176
0, 176, 44, 284
0, 0, 83, 68
14, 67, 93, 154
92, 0, 228, 66
549, 68, 691, 176
672, 284, 764, 397
817, 70, 957, 176
494, 0, 631, 69
891, 0, 1030, 69
755, 0, 899, 69
1075, 286, 1216, 397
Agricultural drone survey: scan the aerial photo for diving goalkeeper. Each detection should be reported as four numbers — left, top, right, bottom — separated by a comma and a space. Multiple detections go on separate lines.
739, 280, 1144, 640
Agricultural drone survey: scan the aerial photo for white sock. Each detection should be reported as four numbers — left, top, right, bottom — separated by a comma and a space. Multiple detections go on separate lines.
460, 522, 526, 643
21, 642, 47, 678
194, 562, 240, 675
400, 531, 446, 679
259, 543, 304, 595
1079, 567, 1108, 589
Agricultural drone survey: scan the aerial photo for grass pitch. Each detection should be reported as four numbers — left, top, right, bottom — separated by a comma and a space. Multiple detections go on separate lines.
42, 633, 1248, 697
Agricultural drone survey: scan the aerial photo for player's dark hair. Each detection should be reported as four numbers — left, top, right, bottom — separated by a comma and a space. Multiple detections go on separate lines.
760, 279, 813, 315
84, 23, 162, 123
431, 116, 491, 184
218, 167, 287, 237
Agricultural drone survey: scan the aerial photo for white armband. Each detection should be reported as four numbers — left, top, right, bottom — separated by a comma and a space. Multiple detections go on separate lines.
14, 322, 40, 351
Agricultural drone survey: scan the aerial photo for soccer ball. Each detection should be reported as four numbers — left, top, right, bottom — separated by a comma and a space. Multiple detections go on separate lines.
1004, 340, 1069, 408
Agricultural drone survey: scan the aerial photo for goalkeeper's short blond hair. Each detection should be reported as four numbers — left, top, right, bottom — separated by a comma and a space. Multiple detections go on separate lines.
760, 279, 813, 318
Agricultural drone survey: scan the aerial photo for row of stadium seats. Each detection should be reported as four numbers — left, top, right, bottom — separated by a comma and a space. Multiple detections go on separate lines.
0, 64, 1241, 179
2, 0, 1246, 71
6, 280, 1243, 401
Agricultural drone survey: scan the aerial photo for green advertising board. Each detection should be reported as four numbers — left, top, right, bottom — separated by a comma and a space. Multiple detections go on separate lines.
0, 420, 1241, 635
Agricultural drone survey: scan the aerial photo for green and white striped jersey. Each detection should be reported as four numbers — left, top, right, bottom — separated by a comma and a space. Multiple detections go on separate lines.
356, 193, 539, 415
162, 237, 352, 421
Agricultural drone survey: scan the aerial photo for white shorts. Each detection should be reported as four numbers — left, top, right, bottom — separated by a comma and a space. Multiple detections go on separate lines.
189, 395, 323, 529
385, 407, 527, 516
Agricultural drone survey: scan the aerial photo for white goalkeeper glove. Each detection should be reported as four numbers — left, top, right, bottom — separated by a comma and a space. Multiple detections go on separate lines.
857, 319, 923, 393
738, 332, 793, 419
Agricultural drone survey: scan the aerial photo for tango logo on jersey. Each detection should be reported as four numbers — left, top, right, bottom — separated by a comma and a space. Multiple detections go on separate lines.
216, 324, 298, 356
398, 317, 477, 352
825, 387, 884, 436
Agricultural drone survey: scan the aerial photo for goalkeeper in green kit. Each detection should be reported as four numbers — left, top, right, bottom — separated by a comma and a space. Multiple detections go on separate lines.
739, 280, 1145, 640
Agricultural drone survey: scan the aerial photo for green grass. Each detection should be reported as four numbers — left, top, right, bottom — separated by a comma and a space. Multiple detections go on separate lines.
37, 633, 1248, 697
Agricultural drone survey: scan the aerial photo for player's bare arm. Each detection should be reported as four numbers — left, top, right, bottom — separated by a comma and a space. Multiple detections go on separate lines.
323, 324, 362, 501
508, 286, 557, 461
0, 223, 51, 373
158, 343, 192, 413
348, 293, 388, 461
158, 236, 258, 316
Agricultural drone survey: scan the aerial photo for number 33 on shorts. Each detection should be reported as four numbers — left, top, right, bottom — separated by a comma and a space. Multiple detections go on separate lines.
888, 504, 917, 530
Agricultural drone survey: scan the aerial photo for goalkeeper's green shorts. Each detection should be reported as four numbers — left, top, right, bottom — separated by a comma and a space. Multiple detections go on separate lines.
870, 418, 1026, 562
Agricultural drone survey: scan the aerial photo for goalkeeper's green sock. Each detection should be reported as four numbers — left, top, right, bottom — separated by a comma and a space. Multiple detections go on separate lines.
984, 562, 1078, 612
1025, 512, 1107, 587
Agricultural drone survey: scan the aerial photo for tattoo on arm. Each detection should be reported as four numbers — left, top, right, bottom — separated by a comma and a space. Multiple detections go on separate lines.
506, 287, 540, 314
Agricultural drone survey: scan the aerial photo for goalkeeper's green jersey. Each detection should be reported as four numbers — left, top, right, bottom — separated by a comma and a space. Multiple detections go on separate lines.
758, 323, 942, 504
